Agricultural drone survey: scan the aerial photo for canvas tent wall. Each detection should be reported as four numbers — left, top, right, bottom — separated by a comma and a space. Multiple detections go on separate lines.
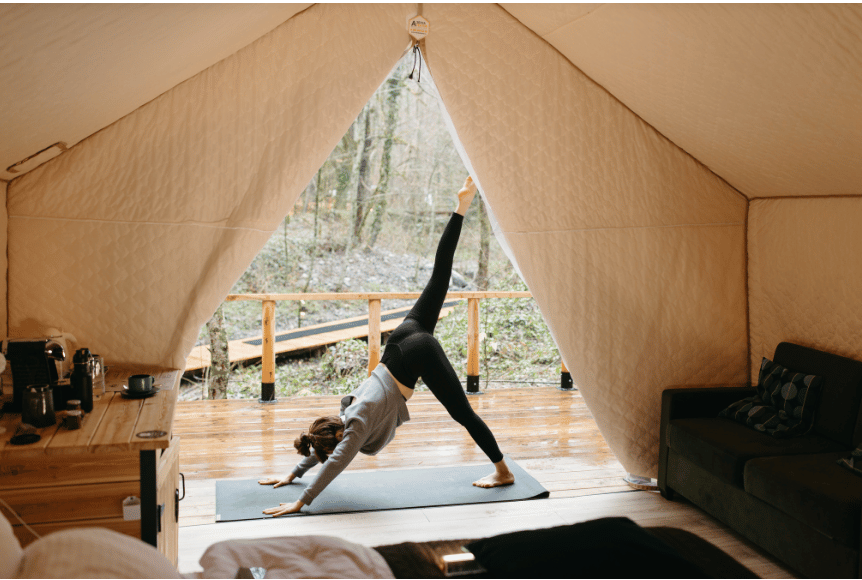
2, 4, 860, 479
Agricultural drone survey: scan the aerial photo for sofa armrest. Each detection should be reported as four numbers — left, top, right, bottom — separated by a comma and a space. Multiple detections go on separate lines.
661, 385, 756, 424
658, 385, 754, 499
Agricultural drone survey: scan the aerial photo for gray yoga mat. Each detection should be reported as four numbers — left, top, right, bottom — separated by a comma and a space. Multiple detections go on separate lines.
215, 457, 548, 522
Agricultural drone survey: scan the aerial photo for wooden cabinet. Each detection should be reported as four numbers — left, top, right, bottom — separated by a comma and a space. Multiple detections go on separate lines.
0, 367, 181, 565
157, 437, 181, 565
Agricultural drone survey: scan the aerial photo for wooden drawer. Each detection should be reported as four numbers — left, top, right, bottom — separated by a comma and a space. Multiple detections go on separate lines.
1, 480, 140, 525
0, 451, 139, 489
0, 438, 180, 563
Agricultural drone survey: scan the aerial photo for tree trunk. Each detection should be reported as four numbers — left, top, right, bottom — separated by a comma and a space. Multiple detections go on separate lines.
282, 203, 291, 279
298, 173, 322, 327
206, 305, 229, 399
333, 119, 358, 211
368, 77, 401, 248
353, 105, 374, 246
476, 198, 491, 290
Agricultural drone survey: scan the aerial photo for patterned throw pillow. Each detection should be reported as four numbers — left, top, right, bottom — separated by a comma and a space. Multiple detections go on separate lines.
837, 446, 862, 476
719, 357, 823, 438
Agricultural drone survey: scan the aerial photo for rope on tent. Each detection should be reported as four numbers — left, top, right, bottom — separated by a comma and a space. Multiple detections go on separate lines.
408, 44, 423, 82
407, 11, 429, 82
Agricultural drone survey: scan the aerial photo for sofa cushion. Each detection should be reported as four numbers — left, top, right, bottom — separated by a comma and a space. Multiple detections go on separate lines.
720, 358, 823, 437
745, 452, 862, 548
773, 342, 862, 447
669, 417, 844, 487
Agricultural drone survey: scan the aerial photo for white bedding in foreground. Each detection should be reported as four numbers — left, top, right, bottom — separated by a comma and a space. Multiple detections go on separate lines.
198, 535, 395, 579
12, 527, 183, 579
2, 506, 392, 579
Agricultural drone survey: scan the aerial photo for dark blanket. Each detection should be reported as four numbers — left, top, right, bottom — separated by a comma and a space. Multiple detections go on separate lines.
374, 518, 757, 578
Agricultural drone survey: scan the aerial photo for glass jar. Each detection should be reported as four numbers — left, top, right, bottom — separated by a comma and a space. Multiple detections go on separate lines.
91, 354, 105, 398
21, 384, 56, 428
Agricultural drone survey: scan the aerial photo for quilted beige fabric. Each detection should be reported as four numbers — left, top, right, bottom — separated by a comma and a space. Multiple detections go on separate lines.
0, 5, 311, 182
502, 4, 862, 200
748, 197, 862, 382
424, 4, 749, 477
6, 4, 410, 369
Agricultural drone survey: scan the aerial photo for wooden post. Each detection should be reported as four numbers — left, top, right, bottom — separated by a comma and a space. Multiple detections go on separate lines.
260, 300, 277, 403
368, 299, 381, 376
559, 360, 575, 391
466, 297, 481, 394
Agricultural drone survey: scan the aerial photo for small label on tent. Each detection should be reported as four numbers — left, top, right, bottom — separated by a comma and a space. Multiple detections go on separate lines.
407, 15, 429, 41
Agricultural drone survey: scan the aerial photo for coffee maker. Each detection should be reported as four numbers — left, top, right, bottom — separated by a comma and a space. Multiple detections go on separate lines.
2, 338, 66, 412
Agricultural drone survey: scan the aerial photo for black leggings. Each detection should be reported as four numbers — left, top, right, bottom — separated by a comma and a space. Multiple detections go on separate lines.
381, 213, 504, 464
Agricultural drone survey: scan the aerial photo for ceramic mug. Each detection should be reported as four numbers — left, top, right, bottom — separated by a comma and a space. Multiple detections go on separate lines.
128, 374, 155, 392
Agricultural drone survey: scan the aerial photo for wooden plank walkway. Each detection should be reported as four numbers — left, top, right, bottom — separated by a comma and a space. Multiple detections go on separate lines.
185, 301, 459, 371
174, 387, 796, 577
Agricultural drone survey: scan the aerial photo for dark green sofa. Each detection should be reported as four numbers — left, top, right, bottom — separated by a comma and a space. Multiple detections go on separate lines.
658, 342, 862, 578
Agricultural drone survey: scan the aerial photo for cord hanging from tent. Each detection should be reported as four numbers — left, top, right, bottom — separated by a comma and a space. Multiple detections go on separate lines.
406, 13, 429, 83
408, 43, 422, 82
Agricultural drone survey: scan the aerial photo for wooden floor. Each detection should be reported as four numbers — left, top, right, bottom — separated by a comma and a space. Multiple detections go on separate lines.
173, 387, 797, 577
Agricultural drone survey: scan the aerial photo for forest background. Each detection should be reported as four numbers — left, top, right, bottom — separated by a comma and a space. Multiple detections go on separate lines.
185, 57, 562, 401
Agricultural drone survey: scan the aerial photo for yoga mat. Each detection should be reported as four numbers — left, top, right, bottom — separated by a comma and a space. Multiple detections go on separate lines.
215, 457, 548, 522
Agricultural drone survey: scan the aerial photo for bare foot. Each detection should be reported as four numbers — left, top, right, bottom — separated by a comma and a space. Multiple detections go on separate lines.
473, 470, 515, 488
456, 176, 477, 215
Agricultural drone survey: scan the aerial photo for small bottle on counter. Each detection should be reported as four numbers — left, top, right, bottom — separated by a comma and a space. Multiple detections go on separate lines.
52, 378, 72, 411
71, 348, 94, 413
64, 410, 83, 430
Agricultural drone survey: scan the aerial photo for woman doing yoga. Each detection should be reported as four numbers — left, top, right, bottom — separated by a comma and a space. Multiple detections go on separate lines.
258, 176, 514, 516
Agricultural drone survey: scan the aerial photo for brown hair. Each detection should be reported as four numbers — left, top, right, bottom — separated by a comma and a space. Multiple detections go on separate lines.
295, 416, 345, 463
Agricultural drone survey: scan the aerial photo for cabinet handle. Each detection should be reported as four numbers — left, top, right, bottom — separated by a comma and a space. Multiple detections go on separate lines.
175, 473, 185, 523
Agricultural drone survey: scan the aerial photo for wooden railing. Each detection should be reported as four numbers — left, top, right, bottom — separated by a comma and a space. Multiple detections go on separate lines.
225, 291, 575, 401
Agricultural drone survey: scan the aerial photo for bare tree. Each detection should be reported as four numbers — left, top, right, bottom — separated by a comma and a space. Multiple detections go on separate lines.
352, 104, 375, 246
297, 174, 322, 327
206, 305, 229, 399
368, 77, 402, 248
476, 198, 491, 290
333, 120, 358, 211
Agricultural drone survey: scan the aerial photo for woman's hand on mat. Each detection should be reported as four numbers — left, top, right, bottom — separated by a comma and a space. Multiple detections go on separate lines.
456, 176, 477, 215
263, 500, 304, 517
257, 474, 295, 488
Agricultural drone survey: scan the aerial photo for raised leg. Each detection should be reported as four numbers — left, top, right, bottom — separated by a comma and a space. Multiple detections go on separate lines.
406, 212, 464, 334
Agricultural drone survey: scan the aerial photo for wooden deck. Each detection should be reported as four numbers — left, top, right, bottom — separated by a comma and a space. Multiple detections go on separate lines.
174, 387, 628, 526
173, 386, 797, 577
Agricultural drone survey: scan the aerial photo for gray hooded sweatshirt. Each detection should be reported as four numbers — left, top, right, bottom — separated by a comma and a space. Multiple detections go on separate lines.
290, 364, 410, 505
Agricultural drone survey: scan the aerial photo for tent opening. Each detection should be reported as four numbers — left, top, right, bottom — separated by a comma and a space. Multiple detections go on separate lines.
184, 52, 559, 402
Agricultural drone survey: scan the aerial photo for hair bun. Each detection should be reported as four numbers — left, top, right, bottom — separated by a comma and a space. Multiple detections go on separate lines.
298, 416, 343, 463
294, 432, 313, 456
